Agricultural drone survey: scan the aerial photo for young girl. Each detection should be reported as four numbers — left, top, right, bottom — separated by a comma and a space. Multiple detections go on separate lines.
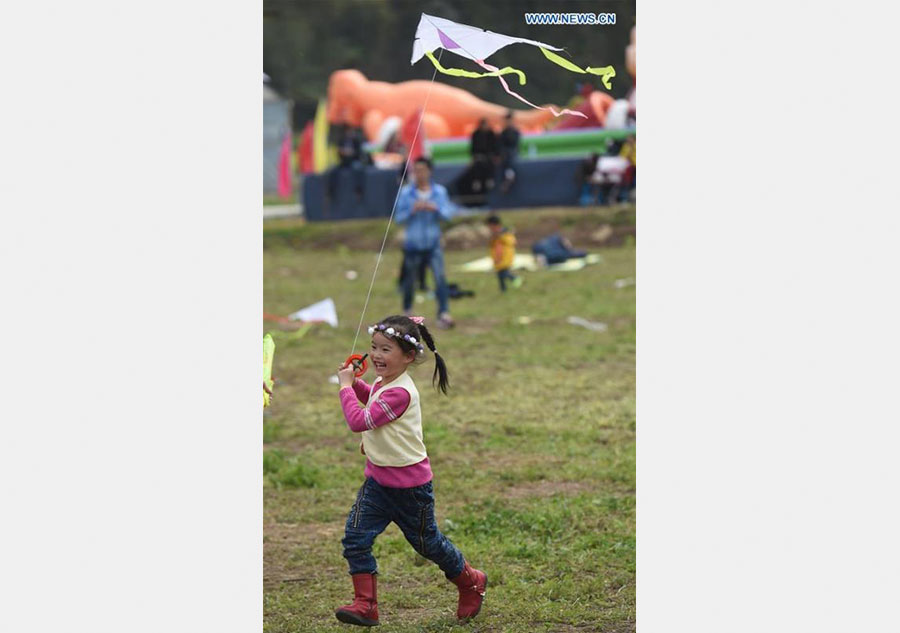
334, 315, 487, 626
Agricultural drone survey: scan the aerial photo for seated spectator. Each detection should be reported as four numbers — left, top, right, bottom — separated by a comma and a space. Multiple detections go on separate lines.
578, 152, 601, 205
327, 126, 366, 202
469, 118, 498, 196
578, 139, 632, 206
594, 154, 630, 205
604, 137, 624, 156
498, 111, 520, 194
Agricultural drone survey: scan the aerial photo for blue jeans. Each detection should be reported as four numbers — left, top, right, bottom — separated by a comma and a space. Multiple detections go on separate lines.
402, 248, 449, 316
497, 267, 517, 291
342, 478, 465, 579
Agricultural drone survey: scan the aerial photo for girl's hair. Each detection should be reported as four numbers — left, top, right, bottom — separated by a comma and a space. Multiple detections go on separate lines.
375, 315, 450, 394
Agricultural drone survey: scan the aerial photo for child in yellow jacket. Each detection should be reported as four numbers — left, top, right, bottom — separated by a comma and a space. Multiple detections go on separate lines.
486, 215, 523, 291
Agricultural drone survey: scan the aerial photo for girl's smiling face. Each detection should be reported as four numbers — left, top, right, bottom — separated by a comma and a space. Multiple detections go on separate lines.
370, 332, 415, 382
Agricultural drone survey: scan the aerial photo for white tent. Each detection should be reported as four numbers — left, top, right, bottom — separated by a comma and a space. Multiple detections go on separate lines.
263, 79, 292, 195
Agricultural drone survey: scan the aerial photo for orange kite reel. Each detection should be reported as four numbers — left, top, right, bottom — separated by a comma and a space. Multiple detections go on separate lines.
344, 353, 369, 378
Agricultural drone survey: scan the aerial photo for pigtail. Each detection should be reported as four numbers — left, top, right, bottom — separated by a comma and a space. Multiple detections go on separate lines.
416, 324, 450, 395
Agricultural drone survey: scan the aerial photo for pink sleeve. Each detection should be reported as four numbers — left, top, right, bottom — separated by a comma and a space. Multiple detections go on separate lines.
339, 387, 411, 433
352, 378, 373, 404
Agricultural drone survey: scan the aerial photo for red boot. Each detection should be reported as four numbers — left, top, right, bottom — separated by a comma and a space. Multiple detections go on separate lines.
449, 561, 487, 620
335, 573, 379, 627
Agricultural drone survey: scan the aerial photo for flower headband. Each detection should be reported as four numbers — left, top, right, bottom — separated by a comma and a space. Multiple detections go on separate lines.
367, 322, 426, 354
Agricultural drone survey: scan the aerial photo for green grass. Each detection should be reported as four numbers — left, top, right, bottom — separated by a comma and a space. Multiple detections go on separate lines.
263, 204, 635, 251
265, 193, 296, 206
263, 206, 635, 632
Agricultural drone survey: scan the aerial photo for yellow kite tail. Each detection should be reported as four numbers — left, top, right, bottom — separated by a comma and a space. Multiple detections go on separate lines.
263, 333, 276, 408
425, 50, 527, 86
539, 47, 616, 91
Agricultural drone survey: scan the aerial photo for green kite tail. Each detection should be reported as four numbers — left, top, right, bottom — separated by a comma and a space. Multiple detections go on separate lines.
425, 50, 527, 85
289, 322, 313, 341
539, 47, 616, 90
263, 333, 275, 408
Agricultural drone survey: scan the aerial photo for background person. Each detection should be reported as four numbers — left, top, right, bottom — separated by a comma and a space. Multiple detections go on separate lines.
328, 126, 367, 202
469, 118, 498, 197
498, 111, 520, 194
395, 158, 456, 329
486, 214, 522, 291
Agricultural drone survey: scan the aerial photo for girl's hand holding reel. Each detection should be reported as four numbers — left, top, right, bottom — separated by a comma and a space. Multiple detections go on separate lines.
337, 354, 368, 388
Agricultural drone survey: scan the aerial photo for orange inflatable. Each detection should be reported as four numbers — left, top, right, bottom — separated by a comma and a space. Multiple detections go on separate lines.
554, 91, 615, 130
327, 69, 559, 140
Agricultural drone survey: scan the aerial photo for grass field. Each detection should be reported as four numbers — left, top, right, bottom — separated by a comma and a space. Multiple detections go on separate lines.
263, 206, 635, 632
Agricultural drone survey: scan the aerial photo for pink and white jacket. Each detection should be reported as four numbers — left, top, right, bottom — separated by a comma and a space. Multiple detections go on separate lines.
339, 372, 433, 488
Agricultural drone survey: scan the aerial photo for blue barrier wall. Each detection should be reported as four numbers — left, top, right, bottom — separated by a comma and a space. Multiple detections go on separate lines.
302, 157, 584, 222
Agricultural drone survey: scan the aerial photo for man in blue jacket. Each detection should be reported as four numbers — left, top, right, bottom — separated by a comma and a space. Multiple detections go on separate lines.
395, 158, 455, 329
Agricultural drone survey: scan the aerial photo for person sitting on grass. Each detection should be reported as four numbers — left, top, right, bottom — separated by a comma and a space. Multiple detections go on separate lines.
486, 214, 522, 291
334, 315, 487, 627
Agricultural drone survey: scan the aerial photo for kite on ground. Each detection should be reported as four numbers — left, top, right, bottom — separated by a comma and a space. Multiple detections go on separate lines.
263, 298, 339, 344
288, 297, 339, 328
411, 13, 616, 118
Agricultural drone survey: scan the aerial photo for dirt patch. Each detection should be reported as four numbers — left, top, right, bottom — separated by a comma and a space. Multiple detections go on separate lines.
443, 222, 491, 249
265, 520, 340, 545
264, 521, 342, 587
540, 624, 605, 633
387, 606, 439, 621
463, 214, 634, 252
590, 225, 614, 243
455, 316, 500, 336
510, 222, 617, 251
271, 435, 350, 453
477, 452, 566, 470
532, 619, 634, 633
504, 480, 594, 499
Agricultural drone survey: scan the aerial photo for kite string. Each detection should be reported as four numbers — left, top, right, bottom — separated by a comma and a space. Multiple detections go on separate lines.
348, 48, 444, 357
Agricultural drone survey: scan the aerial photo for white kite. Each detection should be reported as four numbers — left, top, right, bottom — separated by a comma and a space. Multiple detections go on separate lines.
411, 13, 616, 118
289, 297, 339, 328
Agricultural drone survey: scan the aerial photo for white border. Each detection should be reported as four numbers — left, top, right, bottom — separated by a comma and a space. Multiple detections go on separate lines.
0, 1, 262, 631
639, 1, 900, 631
3, 1, 900, 631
